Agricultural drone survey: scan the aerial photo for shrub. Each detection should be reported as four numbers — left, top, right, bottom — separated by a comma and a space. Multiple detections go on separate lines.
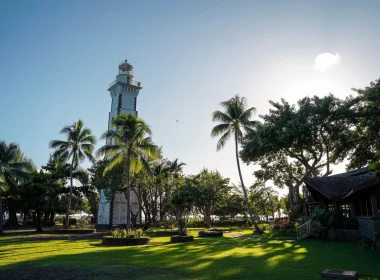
54, 216, 65, 223
161, 221, 171, 231
276, 218, 293, 231
358, 237, 377, 250
187, 219, 207, 228
111, 228, 145, 238
63, 218, 77, 226
311, 220, 325, 238
70, 219, 91, 229
285, 228, 296, 236
135, 228, 144, 238
258, 223, 273, 232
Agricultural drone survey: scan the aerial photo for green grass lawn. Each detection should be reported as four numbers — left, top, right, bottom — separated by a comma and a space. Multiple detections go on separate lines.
0, 229, 379, 280
237, 229, 296, 240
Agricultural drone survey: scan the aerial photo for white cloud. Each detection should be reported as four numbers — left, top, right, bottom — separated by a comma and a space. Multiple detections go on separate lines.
313, 52, 341, 72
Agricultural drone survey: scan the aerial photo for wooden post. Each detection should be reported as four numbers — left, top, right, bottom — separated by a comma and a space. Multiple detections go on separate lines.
370, 191, 378, 217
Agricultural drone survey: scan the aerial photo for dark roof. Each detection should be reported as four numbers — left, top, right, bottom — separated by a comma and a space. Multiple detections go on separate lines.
329, 167, 371, 177
303, 176, 376, 200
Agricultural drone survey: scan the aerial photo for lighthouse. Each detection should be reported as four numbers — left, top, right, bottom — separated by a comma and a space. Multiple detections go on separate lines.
96, 59, 142, 228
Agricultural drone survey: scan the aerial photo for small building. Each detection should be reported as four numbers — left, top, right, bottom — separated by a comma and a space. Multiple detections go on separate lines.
302, 168, 380, 240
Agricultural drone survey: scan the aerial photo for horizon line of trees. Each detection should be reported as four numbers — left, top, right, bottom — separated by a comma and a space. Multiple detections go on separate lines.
1, 77, 379, 234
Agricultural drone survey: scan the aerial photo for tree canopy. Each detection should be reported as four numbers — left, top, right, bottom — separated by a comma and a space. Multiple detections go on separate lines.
240, 94, 358, 204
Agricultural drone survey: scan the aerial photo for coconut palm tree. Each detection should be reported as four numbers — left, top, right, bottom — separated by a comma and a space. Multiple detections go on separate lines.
166, 158, 186, 177
211, 95, 263, 233
0, 141, 33, 234
97, 114, 159, 228
50, 120, 96, 228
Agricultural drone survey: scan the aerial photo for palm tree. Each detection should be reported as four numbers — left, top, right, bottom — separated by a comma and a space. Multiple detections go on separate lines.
50, 120, 96, 228
211, 95, 263, 233
97, 114, 159, 228
0, 141, 33, 234
166, 158, 186, 177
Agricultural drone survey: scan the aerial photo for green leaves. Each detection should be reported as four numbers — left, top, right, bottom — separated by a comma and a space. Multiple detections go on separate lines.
97, 114, 159, 178
241, 94, 358, 177
0, 141, 34, 189
348, 78, 380, 169
50, 119, 97, 168
211, 95, 260, 151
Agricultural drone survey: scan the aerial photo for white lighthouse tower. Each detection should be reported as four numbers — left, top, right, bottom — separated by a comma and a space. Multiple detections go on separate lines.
96, 59, 142, 228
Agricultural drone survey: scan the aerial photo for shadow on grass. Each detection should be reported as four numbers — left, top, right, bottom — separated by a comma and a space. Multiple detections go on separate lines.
0, 235, 379, 280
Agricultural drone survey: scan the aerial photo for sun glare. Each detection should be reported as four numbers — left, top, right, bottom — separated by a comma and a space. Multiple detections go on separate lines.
313, 52, 341, 72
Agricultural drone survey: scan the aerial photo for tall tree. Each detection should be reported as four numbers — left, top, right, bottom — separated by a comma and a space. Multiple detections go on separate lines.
348, 78, 380, 169
249, 184, 280, 221
211, 95, 263, 233
241, 94, 358, 205
193, 169, 231, 228
97, 114, 159, 228
50, 120, 96, 228
253, 152, 305, 208
0, 141, 33, 234
171, 180, 195, 236
214, 192, 247, 219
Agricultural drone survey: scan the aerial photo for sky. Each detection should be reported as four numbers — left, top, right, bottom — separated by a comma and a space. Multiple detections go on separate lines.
1, 0, 380, 196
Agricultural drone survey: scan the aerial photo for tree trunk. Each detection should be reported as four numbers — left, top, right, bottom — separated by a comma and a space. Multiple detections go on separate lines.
126, 159, 131, 229
0, 190, 3, 235
139, 206, 142, 225
23, 211, 28, 225
178, 218, 187, 236
32, 212, 36, 224
65, 157, 75, 229
4, 199, 19, 228
36, 210, 43, 233
43, 211, 49, 226
49, 211, 56, 226
288, 185, 293, 209
205, 207, 212, 228
234, 133, 262, 234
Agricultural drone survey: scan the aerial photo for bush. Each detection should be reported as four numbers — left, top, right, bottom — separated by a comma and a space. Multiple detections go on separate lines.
258, 223, 273, 232
54, 216, 65, 223
187, 219, 207, 228
285, 228, 296, 236
275, 218, 294, 231
357, 237, 377, 250
70, 219, 91, 229
111, 228, 145, 238
311, 220, 325, 238
63, 218, 77, 226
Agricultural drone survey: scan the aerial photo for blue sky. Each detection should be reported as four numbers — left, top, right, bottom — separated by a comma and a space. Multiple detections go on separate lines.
1, 0, 380, 194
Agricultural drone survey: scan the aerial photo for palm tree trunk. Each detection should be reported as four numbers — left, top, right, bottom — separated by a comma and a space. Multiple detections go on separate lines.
126, 159, 131, 229
234, 133, 262, 234
0, 189, 3, 235
65, 157, 75, 228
